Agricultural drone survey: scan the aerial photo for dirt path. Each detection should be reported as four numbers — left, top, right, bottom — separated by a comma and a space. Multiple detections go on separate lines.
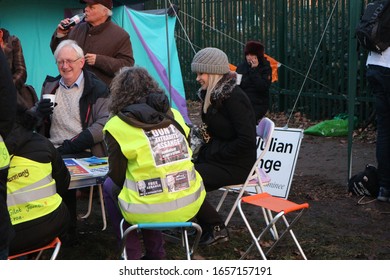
285, 135, 390, 260
296, 135, 376, 186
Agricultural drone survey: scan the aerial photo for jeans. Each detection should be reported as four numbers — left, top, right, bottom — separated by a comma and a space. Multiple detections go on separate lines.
102, 177, 165, 260
366, 65, 390, 190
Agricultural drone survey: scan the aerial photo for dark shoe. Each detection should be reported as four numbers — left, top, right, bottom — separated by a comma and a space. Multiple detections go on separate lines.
199, 224, 229, 246
377, 187, 390, 202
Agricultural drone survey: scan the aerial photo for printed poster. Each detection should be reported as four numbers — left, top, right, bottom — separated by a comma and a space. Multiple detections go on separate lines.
145, 124, 190, 166
63, 158, 92, 176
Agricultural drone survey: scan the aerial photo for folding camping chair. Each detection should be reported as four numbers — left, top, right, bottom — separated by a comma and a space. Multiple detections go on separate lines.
237, 193, 309, 260
8, 237, 62, 260
216, 117, 309, 259
216, 117, 275, 226
120, 219, 202, 260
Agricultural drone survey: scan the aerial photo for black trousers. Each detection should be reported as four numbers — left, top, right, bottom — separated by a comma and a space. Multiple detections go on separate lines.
9, 203, 70, 256
196, 197, 224, 230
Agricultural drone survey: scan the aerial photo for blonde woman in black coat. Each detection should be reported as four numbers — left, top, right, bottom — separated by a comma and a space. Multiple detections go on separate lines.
191, 47, 257, 245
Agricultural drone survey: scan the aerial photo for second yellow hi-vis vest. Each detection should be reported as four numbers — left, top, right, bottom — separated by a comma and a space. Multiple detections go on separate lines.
7, 156, 62, 225
103, 114, 206, 224
0, 135, 10, 171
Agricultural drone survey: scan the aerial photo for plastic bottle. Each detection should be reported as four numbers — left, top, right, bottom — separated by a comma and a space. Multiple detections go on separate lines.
61, 13, 85, 30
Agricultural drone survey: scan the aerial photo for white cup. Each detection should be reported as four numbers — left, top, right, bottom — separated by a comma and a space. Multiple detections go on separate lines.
42, 94, 56, 107
236, 73, 243, 85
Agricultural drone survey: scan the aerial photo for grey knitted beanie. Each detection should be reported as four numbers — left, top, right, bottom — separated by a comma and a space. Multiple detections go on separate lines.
191, 47, 230, 74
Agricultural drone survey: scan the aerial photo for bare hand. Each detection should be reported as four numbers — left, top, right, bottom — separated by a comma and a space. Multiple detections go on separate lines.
84, 53, 97, 66
249, 58, 259, 68
56, 19, 71, 36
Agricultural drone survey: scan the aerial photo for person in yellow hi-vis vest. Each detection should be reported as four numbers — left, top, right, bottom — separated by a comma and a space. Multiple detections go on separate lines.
5, 103, 71, 256
103, 66, 206, 260
0, 50, 16, 260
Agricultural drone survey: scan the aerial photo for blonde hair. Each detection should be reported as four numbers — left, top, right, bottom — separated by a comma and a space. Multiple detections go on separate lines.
203, 74, 223, 113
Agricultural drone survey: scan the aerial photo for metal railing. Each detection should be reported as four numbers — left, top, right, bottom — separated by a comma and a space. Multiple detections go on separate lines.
145, 0, 372, 123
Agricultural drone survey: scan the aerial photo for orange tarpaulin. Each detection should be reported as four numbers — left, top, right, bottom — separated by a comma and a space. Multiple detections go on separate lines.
229, 54, 279, 83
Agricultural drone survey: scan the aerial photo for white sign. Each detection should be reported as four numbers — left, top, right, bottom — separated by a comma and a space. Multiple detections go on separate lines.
249, 127, 304, 198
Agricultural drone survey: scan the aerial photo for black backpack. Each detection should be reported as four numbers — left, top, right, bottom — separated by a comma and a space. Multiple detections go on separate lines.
348, 164, 379, 197
355, 0, 390, 53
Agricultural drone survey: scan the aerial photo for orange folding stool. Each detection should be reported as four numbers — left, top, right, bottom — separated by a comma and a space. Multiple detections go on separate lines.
238, 193, 309, 260
7, 237, 62, 260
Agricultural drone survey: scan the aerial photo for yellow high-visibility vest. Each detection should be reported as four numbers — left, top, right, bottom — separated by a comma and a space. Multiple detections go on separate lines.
7, 156, 62, 225
103, 112, 205, 224
172, 108, 190, 136
0, 135, 10, 171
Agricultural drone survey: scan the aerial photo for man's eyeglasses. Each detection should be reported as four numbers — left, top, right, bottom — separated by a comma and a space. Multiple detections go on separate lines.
55, 57, 82, 66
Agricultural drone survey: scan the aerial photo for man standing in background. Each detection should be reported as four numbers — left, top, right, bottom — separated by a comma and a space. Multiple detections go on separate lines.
366, 46, 390, 203
50, 0, 134, 85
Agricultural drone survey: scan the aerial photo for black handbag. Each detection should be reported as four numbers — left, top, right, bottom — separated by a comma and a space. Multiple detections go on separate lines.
348, 164, 379, 197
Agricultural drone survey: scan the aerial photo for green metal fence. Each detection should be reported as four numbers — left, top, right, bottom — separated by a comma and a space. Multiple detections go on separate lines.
144, 0, 372, 123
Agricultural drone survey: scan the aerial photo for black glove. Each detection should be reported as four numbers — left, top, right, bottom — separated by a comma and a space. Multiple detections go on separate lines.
57, 140, 74, 155
57, 130, 94, 155
37, 99, 54, 118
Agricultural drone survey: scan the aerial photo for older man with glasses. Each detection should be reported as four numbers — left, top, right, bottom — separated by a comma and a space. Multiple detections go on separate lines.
30, 39, 110, 244
34, 39, 109, 159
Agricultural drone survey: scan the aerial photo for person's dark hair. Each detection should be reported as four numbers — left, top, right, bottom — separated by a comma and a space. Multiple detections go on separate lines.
109, 66, 164, 115
0, 28, 10, 40
5, 102, 39, 155
244, 40, 265, 58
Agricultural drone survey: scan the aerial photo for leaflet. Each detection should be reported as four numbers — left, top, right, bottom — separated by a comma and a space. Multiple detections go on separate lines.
64, 157, 108, 177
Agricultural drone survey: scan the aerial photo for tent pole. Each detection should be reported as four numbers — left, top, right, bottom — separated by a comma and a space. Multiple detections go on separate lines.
164, 0, 172, 104
347, 1, 363, 181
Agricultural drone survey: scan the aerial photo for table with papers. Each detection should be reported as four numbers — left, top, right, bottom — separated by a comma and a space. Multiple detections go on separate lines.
64, 157, 109, 230
64, 157, 108, 190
